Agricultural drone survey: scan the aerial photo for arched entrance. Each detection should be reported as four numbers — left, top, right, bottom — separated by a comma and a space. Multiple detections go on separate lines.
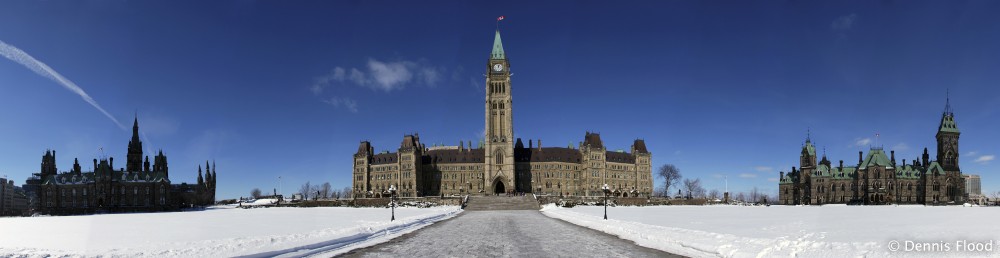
494, 180, 506, 195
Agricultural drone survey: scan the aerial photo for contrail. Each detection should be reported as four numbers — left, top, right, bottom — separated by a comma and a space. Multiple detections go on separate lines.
0, 39, 127, 130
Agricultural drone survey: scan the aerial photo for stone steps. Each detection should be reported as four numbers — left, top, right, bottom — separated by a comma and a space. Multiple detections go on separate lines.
464, 195, 539, 211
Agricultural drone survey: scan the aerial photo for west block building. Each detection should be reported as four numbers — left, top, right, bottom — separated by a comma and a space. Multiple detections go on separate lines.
779, 98, 966, 205
352, 29, 654, 198
27, 117, 217, 215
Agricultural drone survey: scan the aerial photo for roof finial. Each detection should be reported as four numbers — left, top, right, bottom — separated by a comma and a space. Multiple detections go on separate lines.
806, 127, 811, 143
944, 88, 953, 115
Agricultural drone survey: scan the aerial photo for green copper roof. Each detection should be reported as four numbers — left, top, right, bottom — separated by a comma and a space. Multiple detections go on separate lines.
802, 141, 816, 157
491, 30, 505, 60
859, 148, 893, 168
938, 113, 960, 133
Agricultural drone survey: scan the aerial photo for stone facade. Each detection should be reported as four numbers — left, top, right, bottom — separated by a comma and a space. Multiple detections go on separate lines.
26, 117, 217, 215
1, 177, 29, 216
779, 98, 965, 205
352, 29, 653, 198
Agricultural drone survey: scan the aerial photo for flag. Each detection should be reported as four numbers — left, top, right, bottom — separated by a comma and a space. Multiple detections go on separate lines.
497, 16, 505, 21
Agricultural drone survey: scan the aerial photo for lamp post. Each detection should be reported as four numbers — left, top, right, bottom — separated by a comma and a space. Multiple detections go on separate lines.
602, 183, 610, 220
388, 184, 397, 221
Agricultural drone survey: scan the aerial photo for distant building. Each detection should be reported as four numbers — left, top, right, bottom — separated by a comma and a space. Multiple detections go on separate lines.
965, 174, 981, 196
25, 116, 217, 215
352, 28, 653, 198
1, 177, 29, 216
779, 97, 966, 205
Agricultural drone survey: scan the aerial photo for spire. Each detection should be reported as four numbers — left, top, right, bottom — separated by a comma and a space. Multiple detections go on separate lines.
805, 128, 811, 143
944, 88, 953, 116
491, 30, 505, 60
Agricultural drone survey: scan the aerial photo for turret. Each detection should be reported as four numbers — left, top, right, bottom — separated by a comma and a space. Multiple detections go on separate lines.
922, 148, 930, 167
197, 165, 204, 186
144, 156, 150, 172
73, 158, 82, 174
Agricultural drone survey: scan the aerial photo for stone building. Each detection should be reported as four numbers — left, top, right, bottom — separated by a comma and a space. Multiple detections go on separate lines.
779, 98, 965, 205
1, 177, 29, 216
352, 29, 653, 198
27, 117, 217, 215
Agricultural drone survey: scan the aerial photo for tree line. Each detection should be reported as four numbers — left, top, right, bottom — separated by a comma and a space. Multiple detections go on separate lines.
656, 164, 772, 204
249, 181, 352, 200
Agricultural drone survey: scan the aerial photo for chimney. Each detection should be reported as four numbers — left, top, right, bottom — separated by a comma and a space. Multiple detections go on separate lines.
890, 150, 896, 165
93, 159, 98, 170
839, 160, 843, 169
780, 171, 785, 179
537, 139, 542, 151
459, 141, 464, 151
858, 151, 863, 165
903, 159, 906, 167
529, 139, 532, 149
109, 157, 114, 169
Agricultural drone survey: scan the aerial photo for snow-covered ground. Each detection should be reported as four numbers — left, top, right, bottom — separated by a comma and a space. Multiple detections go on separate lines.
542, 204, 1000, 257
0, 205, 461, 257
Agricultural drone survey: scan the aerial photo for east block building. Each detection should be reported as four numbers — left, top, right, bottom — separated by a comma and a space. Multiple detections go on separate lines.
352, 29, 654, 198
27, 117, 217, 215
778, 99, 965, 205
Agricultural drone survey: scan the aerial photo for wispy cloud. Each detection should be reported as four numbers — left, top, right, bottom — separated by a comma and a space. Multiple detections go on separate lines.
312, 58, 443, 94
853, 137, 872, 147
892, 143, 910, 151
975, 155, 995, 164
966, 151, 978, 157
0, 40, 126, 130
322, 96, 358, 113
711, 174, 725, 179
739, 173, 758, 179
831, 13, 858, 31
753, 166, 773, 172
767, 177, 779, 182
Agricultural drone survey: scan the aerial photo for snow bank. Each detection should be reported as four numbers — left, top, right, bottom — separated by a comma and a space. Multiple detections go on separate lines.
541, 204, 1000, 257
0, 206, 461, 257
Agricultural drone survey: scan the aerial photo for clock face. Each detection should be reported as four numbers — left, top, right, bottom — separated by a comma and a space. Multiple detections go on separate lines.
492, 63, 503, 72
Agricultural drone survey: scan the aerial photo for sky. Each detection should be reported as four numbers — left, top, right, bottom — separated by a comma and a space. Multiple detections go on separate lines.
1, 1, 999, 200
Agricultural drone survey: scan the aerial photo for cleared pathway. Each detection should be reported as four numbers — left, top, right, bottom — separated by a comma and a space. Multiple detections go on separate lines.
338, 210, 680, 258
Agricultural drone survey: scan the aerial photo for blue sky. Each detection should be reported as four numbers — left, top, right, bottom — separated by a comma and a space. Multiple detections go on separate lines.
1, 1, 999, 199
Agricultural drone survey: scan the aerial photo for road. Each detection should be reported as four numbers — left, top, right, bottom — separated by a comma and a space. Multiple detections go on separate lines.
338, 210, 681, 258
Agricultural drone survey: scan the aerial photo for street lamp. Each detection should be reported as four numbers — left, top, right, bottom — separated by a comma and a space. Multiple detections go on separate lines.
388, 184, 397, 221
602, 183, 611, 220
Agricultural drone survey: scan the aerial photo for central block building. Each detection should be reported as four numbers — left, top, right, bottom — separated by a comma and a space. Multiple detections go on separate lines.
352, 29, 653, 198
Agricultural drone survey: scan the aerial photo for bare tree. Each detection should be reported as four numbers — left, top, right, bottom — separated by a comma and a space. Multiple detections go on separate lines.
735, 192, 746, 203
342, 187, 353, 199
708, 189, 720, 200
657, 164, 682, 197
310, 184, 322, 200
250, 188, 262, 199
299, 181, 312, 200
750, 187, 761, 203
682, 178, 704, 199
321, 182, 332, 199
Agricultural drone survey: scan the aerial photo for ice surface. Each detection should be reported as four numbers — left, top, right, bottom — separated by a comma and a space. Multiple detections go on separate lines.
541, 204, 1000, 257
0, 205, 461, 257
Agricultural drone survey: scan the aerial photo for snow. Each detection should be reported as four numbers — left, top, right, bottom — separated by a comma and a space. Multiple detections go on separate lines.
541, 204, 1000, 257
0, 205, 461, 257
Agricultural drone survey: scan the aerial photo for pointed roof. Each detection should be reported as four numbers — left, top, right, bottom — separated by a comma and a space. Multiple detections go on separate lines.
859, 148, 893, 168
938, 96, 959, 134
491, 30, 505, 60
801, 140, 816, 157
